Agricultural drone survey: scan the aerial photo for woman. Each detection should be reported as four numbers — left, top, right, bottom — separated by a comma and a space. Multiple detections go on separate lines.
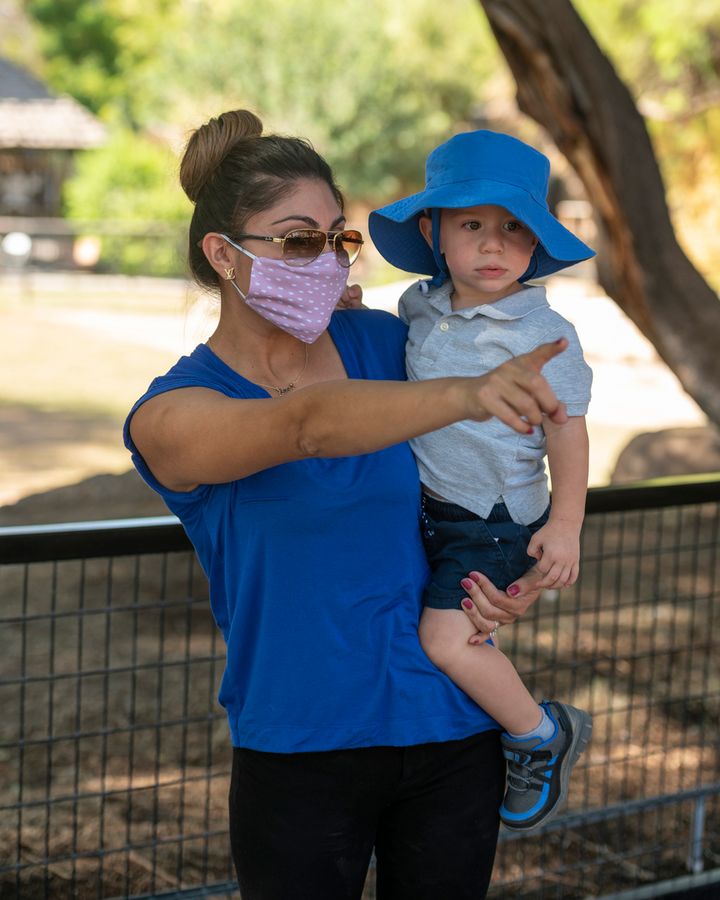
124, 109, 569, 900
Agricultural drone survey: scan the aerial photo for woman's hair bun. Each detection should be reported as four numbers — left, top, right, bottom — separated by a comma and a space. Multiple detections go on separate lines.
180, 109, 263, 203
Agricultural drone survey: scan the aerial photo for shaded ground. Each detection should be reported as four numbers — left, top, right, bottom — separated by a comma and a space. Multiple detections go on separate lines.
0, 405, 130, 510
0, 468, 167, 526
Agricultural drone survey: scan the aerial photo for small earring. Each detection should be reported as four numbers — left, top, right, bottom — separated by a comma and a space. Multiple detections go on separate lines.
224, 267, 235, 280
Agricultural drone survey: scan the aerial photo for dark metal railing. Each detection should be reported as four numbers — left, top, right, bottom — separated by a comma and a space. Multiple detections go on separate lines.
1, 475, 719, 899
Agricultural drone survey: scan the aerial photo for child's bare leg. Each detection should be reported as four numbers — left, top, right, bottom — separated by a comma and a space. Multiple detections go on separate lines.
419, 606, 542, 735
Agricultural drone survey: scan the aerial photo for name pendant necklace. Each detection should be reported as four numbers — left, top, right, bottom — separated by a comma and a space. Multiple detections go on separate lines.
254, 343, 309, 396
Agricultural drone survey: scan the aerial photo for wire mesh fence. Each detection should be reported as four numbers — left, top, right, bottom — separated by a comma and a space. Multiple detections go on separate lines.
0, 479, 719, 899
488, 484, 720, 898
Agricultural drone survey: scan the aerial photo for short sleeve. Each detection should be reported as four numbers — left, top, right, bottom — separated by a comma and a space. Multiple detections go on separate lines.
123, 377, 216, 511
396, 281, 426, 326
539, 321, 592, 416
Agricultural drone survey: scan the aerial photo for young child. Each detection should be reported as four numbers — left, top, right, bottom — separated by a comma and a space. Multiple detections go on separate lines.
369, 130, 594, 832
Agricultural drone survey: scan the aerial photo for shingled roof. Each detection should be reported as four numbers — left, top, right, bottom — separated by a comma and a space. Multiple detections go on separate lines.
0, 57, 106, 150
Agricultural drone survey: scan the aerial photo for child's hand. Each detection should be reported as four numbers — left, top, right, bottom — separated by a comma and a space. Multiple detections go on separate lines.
526, 520, 580, 589
336, 283, 363, 309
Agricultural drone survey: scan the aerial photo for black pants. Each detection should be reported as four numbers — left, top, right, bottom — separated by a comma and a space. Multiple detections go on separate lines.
229, 730, 505, 900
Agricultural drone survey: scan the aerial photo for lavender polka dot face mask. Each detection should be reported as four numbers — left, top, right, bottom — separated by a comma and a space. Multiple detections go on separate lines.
222, 235, 349, 344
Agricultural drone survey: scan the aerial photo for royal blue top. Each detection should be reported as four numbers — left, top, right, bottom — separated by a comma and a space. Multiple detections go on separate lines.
124, 309, 495, 752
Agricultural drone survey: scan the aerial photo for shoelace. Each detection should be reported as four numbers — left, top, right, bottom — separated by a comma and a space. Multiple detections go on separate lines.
505, 749, 553, 793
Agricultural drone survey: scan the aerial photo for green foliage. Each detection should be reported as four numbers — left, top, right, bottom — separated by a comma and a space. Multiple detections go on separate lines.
145, 0, 501, 202
24, 0, 499, 202
575, 0, 720, 101
24, 0, 179, 125
25, 0, 502, 270
64, 130, 191, 276
64, 129, 188, 222
575, 0, 720, 283
20, 0, 720, 282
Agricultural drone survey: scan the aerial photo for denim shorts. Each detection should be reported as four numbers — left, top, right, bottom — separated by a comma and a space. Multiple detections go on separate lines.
421, 494, 550, 610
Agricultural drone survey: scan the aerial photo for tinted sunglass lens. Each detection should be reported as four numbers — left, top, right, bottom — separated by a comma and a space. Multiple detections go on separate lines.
284, 230, 326, 266
335, 230, 363, 267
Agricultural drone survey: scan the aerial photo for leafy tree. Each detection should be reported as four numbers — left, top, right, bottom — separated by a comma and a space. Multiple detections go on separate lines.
21, 0, 720, 305
24, 0, 503, 235
64, 129, 190, 275
24, 0, 500, 200
148, 0, 502, 201
24, 0, 179, 125
574, 0, 720, 283
65, 128, 189, 221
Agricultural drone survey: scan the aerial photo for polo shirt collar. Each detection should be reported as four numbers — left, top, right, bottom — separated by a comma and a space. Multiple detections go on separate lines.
426, 281, 549, 320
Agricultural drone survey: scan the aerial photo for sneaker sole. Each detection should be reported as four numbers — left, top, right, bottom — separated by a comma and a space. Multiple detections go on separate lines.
501, 704, 593, 833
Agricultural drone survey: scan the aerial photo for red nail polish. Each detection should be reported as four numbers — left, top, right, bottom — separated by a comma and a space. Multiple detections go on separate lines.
507, 584, 520, 597
460, 578, 473, 590
462, 599, 473, 610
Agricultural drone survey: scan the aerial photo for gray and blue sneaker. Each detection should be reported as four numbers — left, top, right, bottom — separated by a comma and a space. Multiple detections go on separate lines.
499, 700, 592, 832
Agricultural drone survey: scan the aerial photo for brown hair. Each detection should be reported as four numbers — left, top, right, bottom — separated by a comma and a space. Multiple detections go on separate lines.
179, 109, 344, 289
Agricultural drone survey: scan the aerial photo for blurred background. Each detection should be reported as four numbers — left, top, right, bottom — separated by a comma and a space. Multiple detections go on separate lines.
0, 0, 718, 521
2, 5, 720, 899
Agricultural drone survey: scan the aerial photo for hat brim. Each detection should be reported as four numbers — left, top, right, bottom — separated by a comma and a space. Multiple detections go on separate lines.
369, 181, 595, 280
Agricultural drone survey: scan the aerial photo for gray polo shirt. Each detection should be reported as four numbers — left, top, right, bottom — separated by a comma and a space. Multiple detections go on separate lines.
398, 280, 592, 525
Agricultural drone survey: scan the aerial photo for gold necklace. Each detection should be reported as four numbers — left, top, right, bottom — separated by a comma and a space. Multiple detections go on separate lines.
254, 343, 309, 396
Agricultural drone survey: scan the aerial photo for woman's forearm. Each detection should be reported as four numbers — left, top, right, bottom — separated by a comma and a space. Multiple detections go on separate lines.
293, 337, 570, 462
292, 377, 474, 458
132, 340, 567, 490
139, 376, 485, 489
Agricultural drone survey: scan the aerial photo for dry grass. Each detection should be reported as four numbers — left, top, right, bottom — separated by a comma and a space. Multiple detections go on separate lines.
0, 275, 195, 505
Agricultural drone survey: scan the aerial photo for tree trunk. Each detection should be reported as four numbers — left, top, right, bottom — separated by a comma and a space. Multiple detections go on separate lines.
478, 0, 720, 426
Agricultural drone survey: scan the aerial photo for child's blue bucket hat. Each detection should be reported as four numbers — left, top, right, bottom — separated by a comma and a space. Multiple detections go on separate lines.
369, 130, 595, 282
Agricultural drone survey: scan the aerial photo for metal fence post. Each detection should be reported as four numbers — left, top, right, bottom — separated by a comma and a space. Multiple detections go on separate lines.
687, 795, 706, 875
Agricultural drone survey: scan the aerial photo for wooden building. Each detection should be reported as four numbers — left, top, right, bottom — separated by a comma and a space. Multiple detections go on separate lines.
0, 56, 105, 217
0, 57, 106, 265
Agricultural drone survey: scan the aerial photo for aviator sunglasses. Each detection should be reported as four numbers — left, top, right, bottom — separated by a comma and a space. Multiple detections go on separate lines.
228, 228, 364, 268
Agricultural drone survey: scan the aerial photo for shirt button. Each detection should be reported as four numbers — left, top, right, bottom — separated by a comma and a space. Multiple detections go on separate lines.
439, 322, 449, 332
